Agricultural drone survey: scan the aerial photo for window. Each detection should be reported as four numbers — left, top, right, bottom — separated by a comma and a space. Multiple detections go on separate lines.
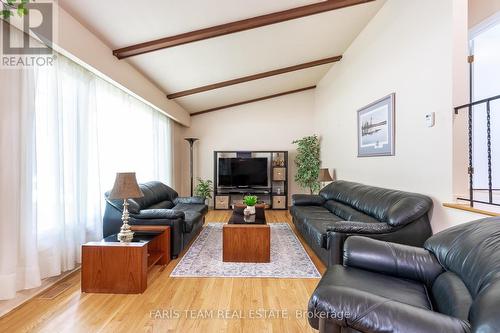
33, 54, 173, 275
470, 21, 500, 196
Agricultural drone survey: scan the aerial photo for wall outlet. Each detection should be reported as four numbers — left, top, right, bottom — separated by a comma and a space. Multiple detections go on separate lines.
425, 112, 435, 127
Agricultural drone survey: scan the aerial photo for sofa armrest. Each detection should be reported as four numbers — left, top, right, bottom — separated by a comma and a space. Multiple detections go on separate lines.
174, 196, 206, 205
309, 285, 471, 333
132, 209, 185, 220
327, 221, 393, 234
343, 236, 444, 285
387, 196, 433, 227
292, 194, 325, 206
326, 222, 393, 266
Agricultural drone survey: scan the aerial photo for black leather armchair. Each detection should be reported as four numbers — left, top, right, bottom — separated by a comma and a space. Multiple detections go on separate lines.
290, 181, 433, 266
308, 217, 500, 333
103, 181, 208, 258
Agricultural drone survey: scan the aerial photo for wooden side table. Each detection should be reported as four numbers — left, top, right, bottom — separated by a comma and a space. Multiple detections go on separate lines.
81, 227, 170, 294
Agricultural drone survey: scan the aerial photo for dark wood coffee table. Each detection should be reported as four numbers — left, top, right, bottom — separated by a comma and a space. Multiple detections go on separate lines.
223, 206, 270, 263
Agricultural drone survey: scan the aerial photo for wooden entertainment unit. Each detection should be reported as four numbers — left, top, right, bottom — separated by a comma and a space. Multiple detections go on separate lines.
213, 150, 288, 210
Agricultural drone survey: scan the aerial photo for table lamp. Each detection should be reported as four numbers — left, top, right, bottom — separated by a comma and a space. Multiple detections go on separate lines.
109, 172, 144, 242
318, 168, 333, 189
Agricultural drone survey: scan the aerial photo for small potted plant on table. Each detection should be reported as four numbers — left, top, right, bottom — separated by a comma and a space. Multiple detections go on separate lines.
243, 195, 258, 215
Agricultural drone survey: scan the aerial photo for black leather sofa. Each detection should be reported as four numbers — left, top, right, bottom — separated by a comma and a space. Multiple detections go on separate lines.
103, 181, 208, 258
308, 217, 500, 333
290, 180, 433, 266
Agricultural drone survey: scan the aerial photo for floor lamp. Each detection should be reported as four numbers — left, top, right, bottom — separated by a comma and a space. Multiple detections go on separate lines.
185, 138, 199, 196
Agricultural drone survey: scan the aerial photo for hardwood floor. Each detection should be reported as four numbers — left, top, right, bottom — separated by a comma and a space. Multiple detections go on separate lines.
0, 210, 325, 333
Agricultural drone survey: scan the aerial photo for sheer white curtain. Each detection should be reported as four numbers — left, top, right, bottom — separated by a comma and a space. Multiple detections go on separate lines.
0, 30, 40, 300
35, 56, 103, 277
0, 44, 173, 299
34, 55, 174, 280
94, 79, 173, 190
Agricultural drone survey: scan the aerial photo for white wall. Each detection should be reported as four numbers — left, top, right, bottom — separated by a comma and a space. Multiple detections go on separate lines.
179, 90, 316, 204
313, 0, 476, 232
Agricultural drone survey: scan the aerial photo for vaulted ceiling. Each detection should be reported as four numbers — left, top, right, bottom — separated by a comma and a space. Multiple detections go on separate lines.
59, 0, 385, 114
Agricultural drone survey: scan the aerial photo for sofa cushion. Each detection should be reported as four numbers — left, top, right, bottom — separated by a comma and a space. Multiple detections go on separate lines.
290, 206, 337, 223
149, 200, 175, 210
291, 206, 342, 249
173, 203, 208, 215
308, 219, 343, 248
183, 211, 203, 233
324, 200, 380, 224
174, 196, 206, 205
130, 181, 179, 211
292, 194, 325, 206
425, 218, 500, 332
425, 217, 500, 298
319, 180, 432, 226
129, 210, 185, 226
131, 209, 184, 220
294, 213, 342, 250
308, 266, 469, 333
386, 196, 433, 227
104, 194, 142, 214
431, 272, 472, 320
316, 265, 432, 311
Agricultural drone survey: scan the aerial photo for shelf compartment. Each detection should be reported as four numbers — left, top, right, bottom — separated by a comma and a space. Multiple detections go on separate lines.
147, 250, 164, 270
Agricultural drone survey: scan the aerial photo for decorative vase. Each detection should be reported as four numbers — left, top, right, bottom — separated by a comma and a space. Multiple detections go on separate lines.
245, 205, 256, 215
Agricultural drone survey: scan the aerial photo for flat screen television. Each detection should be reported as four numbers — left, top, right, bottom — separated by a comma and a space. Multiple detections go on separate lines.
218, 158, 268, 187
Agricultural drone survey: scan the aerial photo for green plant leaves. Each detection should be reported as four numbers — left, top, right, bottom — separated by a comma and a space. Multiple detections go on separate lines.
17, 4, 28, 17
292, 135, 321, 194
243, 195, 258, 206
0, 1, 30, 18
194, 178, 213, 199
1, 10, 13, 18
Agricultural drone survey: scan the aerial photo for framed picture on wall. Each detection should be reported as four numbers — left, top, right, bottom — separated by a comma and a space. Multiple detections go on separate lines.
357, 93, 395, 157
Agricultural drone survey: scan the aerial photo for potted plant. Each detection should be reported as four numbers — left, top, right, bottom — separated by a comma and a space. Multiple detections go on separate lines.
194, 178, 213, 204
243, 195, 258, 215
293, 135, 321, 194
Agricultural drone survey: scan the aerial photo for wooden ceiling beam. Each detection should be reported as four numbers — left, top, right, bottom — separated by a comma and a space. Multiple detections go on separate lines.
191, 86, 316, 116
113, 0, 375, 59
167, 55, 341, 99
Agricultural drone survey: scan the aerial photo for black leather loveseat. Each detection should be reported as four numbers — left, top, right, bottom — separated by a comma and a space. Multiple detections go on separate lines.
290, 181, 433, 266
308, 217, 500, 333
103, 181, 208, 258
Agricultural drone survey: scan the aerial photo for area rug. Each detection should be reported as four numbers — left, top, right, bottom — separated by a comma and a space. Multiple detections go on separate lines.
170, 223, 321, 278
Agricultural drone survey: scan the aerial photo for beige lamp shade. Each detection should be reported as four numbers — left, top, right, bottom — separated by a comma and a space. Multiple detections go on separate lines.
318, 168, 333, 182
109, 172, 144, 199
